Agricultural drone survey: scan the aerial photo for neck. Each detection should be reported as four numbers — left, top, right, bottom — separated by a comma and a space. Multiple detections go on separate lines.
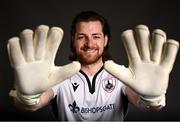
80, 59, 103, 76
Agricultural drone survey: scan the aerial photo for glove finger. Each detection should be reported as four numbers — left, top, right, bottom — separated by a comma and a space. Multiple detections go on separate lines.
121, 29, 141, 64
20, 29, 34, 62
34, 25, 49, 60
104, 60, 133, 86
49, 61, 81, 87
8, 37, 25, 66
151, 29, 166, 63
7, 43, 13, 66
135, 25, 151, 61
160, 39, 179, 71
45, 27, 63, 62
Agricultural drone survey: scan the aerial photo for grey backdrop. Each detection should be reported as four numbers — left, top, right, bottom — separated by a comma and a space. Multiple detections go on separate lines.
0, 0, 180, 120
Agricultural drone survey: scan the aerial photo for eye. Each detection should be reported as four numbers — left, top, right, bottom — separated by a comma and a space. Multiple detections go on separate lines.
77, 36, 85, 40
93, 36, 101, 40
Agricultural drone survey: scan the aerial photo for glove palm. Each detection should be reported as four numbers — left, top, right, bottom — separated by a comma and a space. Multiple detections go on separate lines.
104, 25, 179, 98
7, 25, 80, 102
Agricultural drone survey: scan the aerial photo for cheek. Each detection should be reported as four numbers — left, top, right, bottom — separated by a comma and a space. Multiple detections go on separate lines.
97, 42, 106, 52
74, 41, 82, 52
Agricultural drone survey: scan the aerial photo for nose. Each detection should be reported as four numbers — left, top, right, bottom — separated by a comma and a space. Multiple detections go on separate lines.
85, 37, 95, 47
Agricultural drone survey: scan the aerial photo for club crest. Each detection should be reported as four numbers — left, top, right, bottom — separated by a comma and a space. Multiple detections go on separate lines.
102, 78, 116, 93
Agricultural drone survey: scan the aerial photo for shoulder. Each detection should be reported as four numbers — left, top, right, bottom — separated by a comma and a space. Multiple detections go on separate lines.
51, 73, 79, 96
103, 69, 121, 82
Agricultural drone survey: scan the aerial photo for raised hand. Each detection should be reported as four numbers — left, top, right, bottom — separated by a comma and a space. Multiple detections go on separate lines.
104, 25, 179, 107
7, 25, 81, 105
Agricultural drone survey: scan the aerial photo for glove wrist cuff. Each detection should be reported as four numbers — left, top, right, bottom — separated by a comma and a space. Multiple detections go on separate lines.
139, 94, 166, 108
9, 90, 41, 106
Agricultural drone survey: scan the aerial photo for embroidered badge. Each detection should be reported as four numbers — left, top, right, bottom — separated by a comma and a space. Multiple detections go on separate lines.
102, 78, 116, 93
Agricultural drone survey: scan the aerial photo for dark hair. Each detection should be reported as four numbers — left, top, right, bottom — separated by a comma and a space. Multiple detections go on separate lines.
69, 11, 112, 62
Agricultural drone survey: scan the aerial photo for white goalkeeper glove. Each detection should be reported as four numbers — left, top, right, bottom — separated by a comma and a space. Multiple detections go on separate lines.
104, 25, 179, 107
7, 25, 81, 105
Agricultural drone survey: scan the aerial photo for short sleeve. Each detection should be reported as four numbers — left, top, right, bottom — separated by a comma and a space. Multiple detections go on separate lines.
121, 83, 127, 96
52, 83, 62, 98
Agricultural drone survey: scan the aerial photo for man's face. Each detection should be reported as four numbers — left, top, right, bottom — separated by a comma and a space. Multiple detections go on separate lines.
73, 21, 108, 65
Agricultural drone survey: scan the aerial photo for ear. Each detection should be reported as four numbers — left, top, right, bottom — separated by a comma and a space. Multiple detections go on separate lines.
104, 35, 108, 47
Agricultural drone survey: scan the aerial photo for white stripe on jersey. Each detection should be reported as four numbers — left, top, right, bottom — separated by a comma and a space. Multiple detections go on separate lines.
52, 67, 128, 121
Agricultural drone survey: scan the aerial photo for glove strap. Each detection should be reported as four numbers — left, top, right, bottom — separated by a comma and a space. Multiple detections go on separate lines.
9, 90, 41, 106
139, 94, 166, 108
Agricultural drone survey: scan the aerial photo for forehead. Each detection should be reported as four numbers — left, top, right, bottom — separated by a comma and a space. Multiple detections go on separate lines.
76, 21, 103, 33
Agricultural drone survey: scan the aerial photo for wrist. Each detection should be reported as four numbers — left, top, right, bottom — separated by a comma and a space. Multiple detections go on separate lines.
9, 90, 41, 106
138, 94, 166, 109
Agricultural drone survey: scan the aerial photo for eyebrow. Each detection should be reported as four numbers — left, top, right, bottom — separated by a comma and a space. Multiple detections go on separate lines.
76, 33, 103, 36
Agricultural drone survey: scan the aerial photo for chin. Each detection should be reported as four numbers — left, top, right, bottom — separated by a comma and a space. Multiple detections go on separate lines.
77, 52, 103, 65
79, 57, 102, 65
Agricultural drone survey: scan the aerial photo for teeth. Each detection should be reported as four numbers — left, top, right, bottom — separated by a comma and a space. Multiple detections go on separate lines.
82, 48, 97, 53
86, 50, 95, 53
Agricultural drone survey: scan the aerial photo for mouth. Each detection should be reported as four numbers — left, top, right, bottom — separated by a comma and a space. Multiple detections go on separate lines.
84, 49, 96, 53
81, 47, 98, 54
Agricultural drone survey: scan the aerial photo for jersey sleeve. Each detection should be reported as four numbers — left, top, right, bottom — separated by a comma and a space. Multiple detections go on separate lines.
115, 78, 127, 96
51, 83, 61, 98
121, 83, 127, 96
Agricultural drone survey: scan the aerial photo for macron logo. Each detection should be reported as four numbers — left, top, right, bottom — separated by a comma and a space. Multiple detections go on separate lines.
72, 82, 79, 92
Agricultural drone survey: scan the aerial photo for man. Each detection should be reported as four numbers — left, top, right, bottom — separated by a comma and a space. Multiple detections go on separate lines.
7, 11, 179, 121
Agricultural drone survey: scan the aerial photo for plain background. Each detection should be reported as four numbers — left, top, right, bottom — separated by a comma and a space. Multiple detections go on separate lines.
0, 0, 180, 120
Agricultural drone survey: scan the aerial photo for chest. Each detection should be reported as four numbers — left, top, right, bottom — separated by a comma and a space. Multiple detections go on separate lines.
59, 70, 124, 107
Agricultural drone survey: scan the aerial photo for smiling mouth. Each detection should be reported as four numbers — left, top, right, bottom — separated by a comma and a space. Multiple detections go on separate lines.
86, 49, 96, 53
83, 48, 97, 53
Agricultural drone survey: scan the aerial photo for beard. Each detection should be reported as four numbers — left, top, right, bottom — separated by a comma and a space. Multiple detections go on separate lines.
77, 50, 103, 65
